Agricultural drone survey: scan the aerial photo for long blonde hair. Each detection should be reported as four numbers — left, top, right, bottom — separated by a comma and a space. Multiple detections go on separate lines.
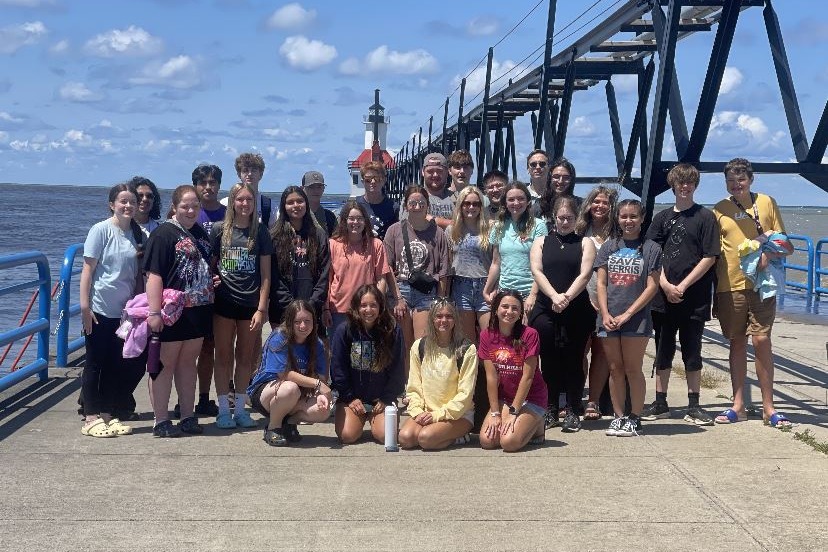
422, 298, 468, 366
221, 182, 259, 251
449, 186, 490, 251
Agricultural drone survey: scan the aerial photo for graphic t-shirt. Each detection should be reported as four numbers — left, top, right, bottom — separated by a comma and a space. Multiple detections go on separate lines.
445, 225, 492, 279
143, 220, 214, 307
356, 195, 398, 240
489, 218, 548, 296
646, 204, 719, 320
210, 222, 274, 307
594, 237, 661, 333
198, 205, 227, 237
247, 330, 328, 395
384, 220, 449, 282
477, 327, 546, 409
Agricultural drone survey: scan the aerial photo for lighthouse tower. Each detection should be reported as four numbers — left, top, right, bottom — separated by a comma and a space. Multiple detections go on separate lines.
348, 89, 395, 197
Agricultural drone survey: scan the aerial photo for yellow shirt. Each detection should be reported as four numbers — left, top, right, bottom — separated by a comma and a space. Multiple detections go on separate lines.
405, 339, 477, 422
713, 193, 785, 292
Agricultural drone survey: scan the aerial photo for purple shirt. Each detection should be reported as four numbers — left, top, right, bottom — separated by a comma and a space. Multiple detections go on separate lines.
197, 205, 227, 237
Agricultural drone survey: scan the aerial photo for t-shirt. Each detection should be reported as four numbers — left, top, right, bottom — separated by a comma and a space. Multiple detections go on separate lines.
247, 330, 328, 395
398, 187, 457, 222
83, 219, 141, 318
143, 220, 214, 307
312, 206, 338, 237
383, 220, 449, 282
445, 225, 492, 279
477, 327, 546, 409
210, 221, 274, 307
197, 205, 227, 237
356, 195, 398, 240
713, 193, 785, 293
328, 237, 391, 314
489, 217, 548, 296
646, 204, 719, 320
594, 237, 662, 334
137, 219, 161, 239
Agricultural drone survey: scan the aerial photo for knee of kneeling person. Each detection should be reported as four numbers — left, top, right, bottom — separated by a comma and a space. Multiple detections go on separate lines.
499, 434, 525, 453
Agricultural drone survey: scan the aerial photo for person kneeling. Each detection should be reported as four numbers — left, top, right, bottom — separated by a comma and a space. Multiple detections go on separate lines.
331, 285, 404, 444
399, 298, 478, 450
247, 300, 332, 446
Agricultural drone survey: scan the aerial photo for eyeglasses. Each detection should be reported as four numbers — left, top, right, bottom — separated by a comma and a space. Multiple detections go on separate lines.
461, 201, 481, 207
555, 215, 574, 223
137, 193, 154, 200
407, 200, 427, 208
346, 216, 365, 223
529, 161, 547, 168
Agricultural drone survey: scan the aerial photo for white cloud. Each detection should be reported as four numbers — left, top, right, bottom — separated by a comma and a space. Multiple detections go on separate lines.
58, 81, 101, 102
129, 55, 202, 89
611, 74, 638, 94
719, 66, 743, 95
0, 111, 24, 124
83, 26, 162, 57
339, 45, 438, 76
49, 39, 68, 54
279, 35, 337, 71
467, 16, 499, 37
0, 21, 47, 54
266, 3, 317, 30
709, 110, 786, 154
451, 58, 522, 96
570, 116, 595, 137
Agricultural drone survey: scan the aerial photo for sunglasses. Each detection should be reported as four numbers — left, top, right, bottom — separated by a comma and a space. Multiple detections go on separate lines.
529, 161, 547, 168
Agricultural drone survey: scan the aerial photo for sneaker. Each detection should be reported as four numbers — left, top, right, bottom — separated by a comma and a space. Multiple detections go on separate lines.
684, 406, 714, 426
544, 409, 560, 429
178, 416, 204, 435
153, 420, 180, 438
263, 428, 287, 446
172, 403, 181, 419
561, 411, 582, 433
283, 422, 302, 443
233, 409, 258, 428
454, 433, 471, 445
215, 412, 236, 429
195, 398, 219, 417
616, 416, 642, 437
640, 401, 670, 421
606, 416, 625, 436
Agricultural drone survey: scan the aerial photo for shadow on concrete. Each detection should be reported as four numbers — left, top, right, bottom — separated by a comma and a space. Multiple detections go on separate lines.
0, 376, 80, 442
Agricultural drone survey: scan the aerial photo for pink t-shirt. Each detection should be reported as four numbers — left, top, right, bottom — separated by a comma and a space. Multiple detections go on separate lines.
478, 327, 547, 408
327, 237, 391, 314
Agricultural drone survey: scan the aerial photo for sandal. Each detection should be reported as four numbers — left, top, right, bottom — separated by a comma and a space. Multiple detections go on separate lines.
584, 402, 602, 421
107, 418, 133, 436
765, 412, 793, 429
714, 408, 747, 424
81, 418, 116, 438
529, 432, 545, 446
263, 428, 287, 446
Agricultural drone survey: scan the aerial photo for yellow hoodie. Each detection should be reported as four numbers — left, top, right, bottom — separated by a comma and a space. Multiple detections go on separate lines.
405, 338, 477, 422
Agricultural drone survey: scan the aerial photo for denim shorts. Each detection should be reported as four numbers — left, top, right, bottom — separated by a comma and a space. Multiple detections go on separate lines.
596, 329, 653, 338
451, 276, 490, 313
502, 401, 546, 418
398, 280, 437, 312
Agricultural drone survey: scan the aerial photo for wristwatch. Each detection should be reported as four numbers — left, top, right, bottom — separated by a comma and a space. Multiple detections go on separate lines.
508, 404, 520, 416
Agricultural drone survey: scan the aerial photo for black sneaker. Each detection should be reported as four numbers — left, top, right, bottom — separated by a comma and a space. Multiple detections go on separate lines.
616, 416, 642, 437
194, 398, 219, 417
153, 420, 180, 438
684, 406, 714, 426
640, 401, 670, 421
178, 416, 204, 435
544, 409, 560, 429
561, 410, 582, 433
283, 422, 302, 443
173, 403, 181, 419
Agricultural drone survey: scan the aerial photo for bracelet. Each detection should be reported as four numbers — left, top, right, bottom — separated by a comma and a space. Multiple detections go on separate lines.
490, 411, 501, 417
256, 308, 266, 314
314, 379, 322, 393
147, 311, 161, 317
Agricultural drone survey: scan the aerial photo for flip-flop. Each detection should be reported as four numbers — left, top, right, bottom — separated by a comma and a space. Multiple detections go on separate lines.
765, 412, 793, 429
714, 408, 746, 424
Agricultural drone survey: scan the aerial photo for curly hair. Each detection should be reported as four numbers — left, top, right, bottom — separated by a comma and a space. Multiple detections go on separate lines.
129, 176, 161, 220
234, 152, 265, 177
575, 185, 618, 238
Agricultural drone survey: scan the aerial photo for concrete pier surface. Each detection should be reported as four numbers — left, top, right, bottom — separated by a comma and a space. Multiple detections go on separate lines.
1, 314, 826, 552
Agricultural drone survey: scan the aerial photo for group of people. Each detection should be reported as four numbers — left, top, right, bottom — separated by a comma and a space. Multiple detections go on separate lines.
78, 148, 793, 450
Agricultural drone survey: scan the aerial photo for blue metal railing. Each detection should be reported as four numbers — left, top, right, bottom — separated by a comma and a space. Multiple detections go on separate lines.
782, 234, 815, 311
0, 251, 51, 391
815, 238, 828, 299
55, 243, 84, 367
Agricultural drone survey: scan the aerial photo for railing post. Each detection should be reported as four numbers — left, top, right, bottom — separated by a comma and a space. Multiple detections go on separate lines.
56, 243, 84, 367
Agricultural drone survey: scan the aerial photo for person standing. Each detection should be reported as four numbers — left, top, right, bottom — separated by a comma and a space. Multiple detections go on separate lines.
447, 149, 475, 194
357, 160, 398, 240
482, 170, 507, 219
221, 152, 277, 228
302, 170, 338, 236
400, 152, 456, 229
525, 149, 550, 207
642, 163, 719, 426
131, 176, 162, 237
712, 158, 791, 428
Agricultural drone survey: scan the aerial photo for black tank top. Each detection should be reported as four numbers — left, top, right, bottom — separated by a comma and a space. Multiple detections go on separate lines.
537, 232, 590, 313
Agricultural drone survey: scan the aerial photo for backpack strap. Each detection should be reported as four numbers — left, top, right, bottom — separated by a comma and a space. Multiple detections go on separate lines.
261, 194, 272, 227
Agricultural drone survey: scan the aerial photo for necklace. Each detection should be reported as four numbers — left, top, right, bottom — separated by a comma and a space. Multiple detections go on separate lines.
551, 232, 565, 249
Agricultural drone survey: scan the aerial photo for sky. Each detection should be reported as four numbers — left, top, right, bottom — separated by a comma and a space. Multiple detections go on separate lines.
1, 0, 827, 206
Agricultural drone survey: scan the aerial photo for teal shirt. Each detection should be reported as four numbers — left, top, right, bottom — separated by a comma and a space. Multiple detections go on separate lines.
489, 217, 547, 296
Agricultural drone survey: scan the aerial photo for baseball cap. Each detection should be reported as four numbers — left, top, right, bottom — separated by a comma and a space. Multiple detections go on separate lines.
423, 152, 448, 168
302, 171, 325, 186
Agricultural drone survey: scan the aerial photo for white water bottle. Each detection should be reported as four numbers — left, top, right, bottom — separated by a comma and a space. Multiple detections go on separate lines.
384, 404, 399, 452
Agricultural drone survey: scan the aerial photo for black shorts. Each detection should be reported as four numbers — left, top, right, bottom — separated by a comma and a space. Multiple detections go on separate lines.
652, 310, 705, 372
161, 304, 213, 342
249, 379, 274, 418
214, 294, 257, 321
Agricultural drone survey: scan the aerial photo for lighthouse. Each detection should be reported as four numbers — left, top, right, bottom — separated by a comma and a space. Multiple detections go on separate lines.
347, 89, 395, 197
